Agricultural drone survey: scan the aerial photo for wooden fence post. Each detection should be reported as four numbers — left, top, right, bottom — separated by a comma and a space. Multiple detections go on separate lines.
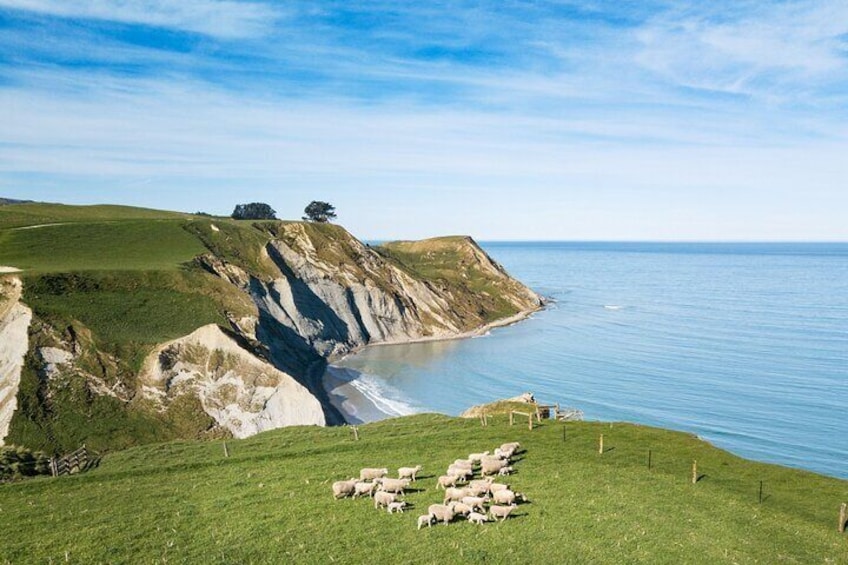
352, 426, 360, 441
691, 460, 698, 484
528, 413, 533, 431
838, 502, 847, 533
509, 411, 514, 426
758, 481, 763, 504
223, 441, 229, 458
599, 434, 604, 454
535, 407, 542, 423
554, 403, 560, 420
647, 450, 652, 470
50, 457, 58, 477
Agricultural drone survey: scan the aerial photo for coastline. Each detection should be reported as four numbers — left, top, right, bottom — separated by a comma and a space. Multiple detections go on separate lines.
321, 302, 546, 424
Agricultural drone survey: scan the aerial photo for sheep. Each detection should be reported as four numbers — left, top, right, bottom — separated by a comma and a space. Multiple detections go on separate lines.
488, 504, 517, 522
469, 478, 494, 490
436, 474, 460, 489
427, 504, 456, 525
443, 487, 471, 504
352, 481, 378, 498
468, 451, 490, 463
453, 459, 473, 468
492, 489, 517, 505
481, 459, 509, 476
451, 502, 473, 517
331, 478, 358, 499
500, 442, 521, 452
497, 466, 515, 477
379, 478, 410, 494
360, 467, 389, 481
387, 501, 407, 514
417, 514, 434, 530
373, 491, 398, 510
493, 447, 513, 460
461, 496, 488, 512
488, 482, 510, 494
467, 512, 490, 525
398, 465, 423, 481
446, 465, 473, 480
466, 482, 491, 497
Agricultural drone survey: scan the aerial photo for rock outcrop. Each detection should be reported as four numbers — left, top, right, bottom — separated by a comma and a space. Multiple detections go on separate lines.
0, 277, 32, 445
140, 325, 325, 438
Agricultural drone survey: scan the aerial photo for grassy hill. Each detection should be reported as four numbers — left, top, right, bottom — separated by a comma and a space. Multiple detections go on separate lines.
1, 414, 845, 563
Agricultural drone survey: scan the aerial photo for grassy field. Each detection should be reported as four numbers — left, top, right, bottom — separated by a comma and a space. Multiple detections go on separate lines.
1, 414, 845, 564
0, 203, 190, 230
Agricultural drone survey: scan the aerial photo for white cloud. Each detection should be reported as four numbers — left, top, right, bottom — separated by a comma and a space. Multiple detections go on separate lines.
0, 0, 281, 38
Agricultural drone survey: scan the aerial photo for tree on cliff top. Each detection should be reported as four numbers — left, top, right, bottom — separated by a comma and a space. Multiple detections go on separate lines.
302, 201, 337, 223
231, 202, 277, 220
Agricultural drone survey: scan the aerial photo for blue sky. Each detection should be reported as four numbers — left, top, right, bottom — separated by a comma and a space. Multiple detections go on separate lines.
1, 1, 846, 240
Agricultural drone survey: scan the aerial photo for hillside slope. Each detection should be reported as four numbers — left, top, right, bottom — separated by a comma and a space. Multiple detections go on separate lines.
0, 203, 542, 453
1, 415, 845, 563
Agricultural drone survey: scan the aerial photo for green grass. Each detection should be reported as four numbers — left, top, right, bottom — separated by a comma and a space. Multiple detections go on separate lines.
0, 220, 206, 272
0, 203, 190, 230
1, 415, 845, 563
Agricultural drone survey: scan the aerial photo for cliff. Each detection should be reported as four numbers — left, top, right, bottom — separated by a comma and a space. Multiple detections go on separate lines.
0, 204, 542, 453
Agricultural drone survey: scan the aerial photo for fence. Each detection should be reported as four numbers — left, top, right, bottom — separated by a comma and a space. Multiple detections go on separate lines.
50, 445, 92, 477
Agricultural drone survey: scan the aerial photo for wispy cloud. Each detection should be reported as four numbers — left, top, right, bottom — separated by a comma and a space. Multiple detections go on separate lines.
0, 0, 282, 38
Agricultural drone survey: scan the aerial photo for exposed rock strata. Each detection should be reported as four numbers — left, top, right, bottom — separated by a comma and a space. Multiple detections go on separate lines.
0, 277, 32, 445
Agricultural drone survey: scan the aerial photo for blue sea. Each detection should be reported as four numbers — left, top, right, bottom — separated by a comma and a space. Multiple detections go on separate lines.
326, 242, 848, 479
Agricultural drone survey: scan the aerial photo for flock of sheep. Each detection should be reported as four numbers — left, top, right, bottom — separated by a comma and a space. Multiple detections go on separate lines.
331, 441, 527, 529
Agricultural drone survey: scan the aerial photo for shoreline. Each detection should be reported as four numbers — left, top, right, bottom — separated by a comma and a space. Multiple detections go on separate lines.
320, 302, 546, 424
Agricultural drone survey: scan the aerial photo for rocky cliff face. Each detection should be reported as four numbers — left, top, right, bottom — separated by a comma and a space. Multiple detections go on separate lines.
0, 278, 32, 445
0, 218, 542, 450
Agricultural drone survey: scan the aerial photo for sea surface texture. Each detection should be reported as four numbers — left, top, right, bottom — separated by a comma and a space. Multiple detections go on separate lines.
330, 242, 848, 479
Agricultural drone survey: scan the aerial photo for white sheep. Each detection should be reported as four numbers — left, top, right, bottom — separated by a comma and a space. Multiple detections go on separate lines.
443, 487, 471, 504
373, 490, 398, 509
461, 496, 488, 512
427, 503, 456, 525
451, 502, 473, 517
481, 459, 508, 476
453, 459, 473, 468
379, 478, 410, 494
398, 465, 423, 481
469, 478, 494, 490
360, 467, 389, 481
352, 481, 378, 498
500, 442, 521, 452
436, 474, 460, 489
488, 504, 516, 522
492, 489, 517, 505
446, 465, 473, 480
468, 451, 490, 463
488, 482, 510, 494
493, 447, 513, 460
387, 501, 407, 514
331, 478, 358, 499
466, 482, 490, 497
417, 514, 434, 530
467, 512, 489, 525
497, 465, 514, 477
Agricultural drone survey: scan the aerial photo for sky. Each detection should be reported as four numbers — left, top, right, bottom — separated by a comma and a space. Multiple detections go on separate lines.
1, 1, 847, 241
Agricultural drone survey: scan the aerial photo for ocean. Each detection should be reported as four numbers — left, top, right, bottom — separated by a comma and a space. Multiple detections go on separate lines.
324, 242, 848, 479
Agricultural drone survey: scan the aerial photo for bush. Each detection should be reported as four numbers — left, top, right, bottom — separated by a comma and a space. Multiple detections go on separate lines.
0, 445, 51, 482
231, 203, 277, 220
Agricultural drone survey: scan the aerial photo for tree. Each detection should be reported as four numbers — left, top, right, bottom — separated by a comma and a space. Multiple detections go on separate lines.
302, 201, 337, 223
231, 202, 277, 220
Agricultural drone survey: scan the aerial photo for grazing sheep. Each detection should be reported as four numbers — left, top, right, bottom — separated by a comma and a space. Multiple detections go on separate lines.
373, 491, 398, 509
493, 447, 513, 460
427, 504, 456, 525
498, 466, 515, 477
481, 459, 509, 476
387, 501, 407, 514
352, 481, 378, 498
467, 512, 489, 525
379, 478, 411, 494
469, 478, 494, 490
461, 496, 488, 512
398, 465, 423, 481
417, 514, 434, 530
331, 478, 358, 499
500, 442, 521, 452
360, 467, 389, 481
468, 451, 490, 463
451, 502, 473, 517
443, 487, 471, 504
436, 474, 460, 489
466, 482, 491, 497
492, 489, 517, 505
489, 504, 517, 522
453, 459, 473, 468
488, 483, 510, 494
446, 465, 473, 480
